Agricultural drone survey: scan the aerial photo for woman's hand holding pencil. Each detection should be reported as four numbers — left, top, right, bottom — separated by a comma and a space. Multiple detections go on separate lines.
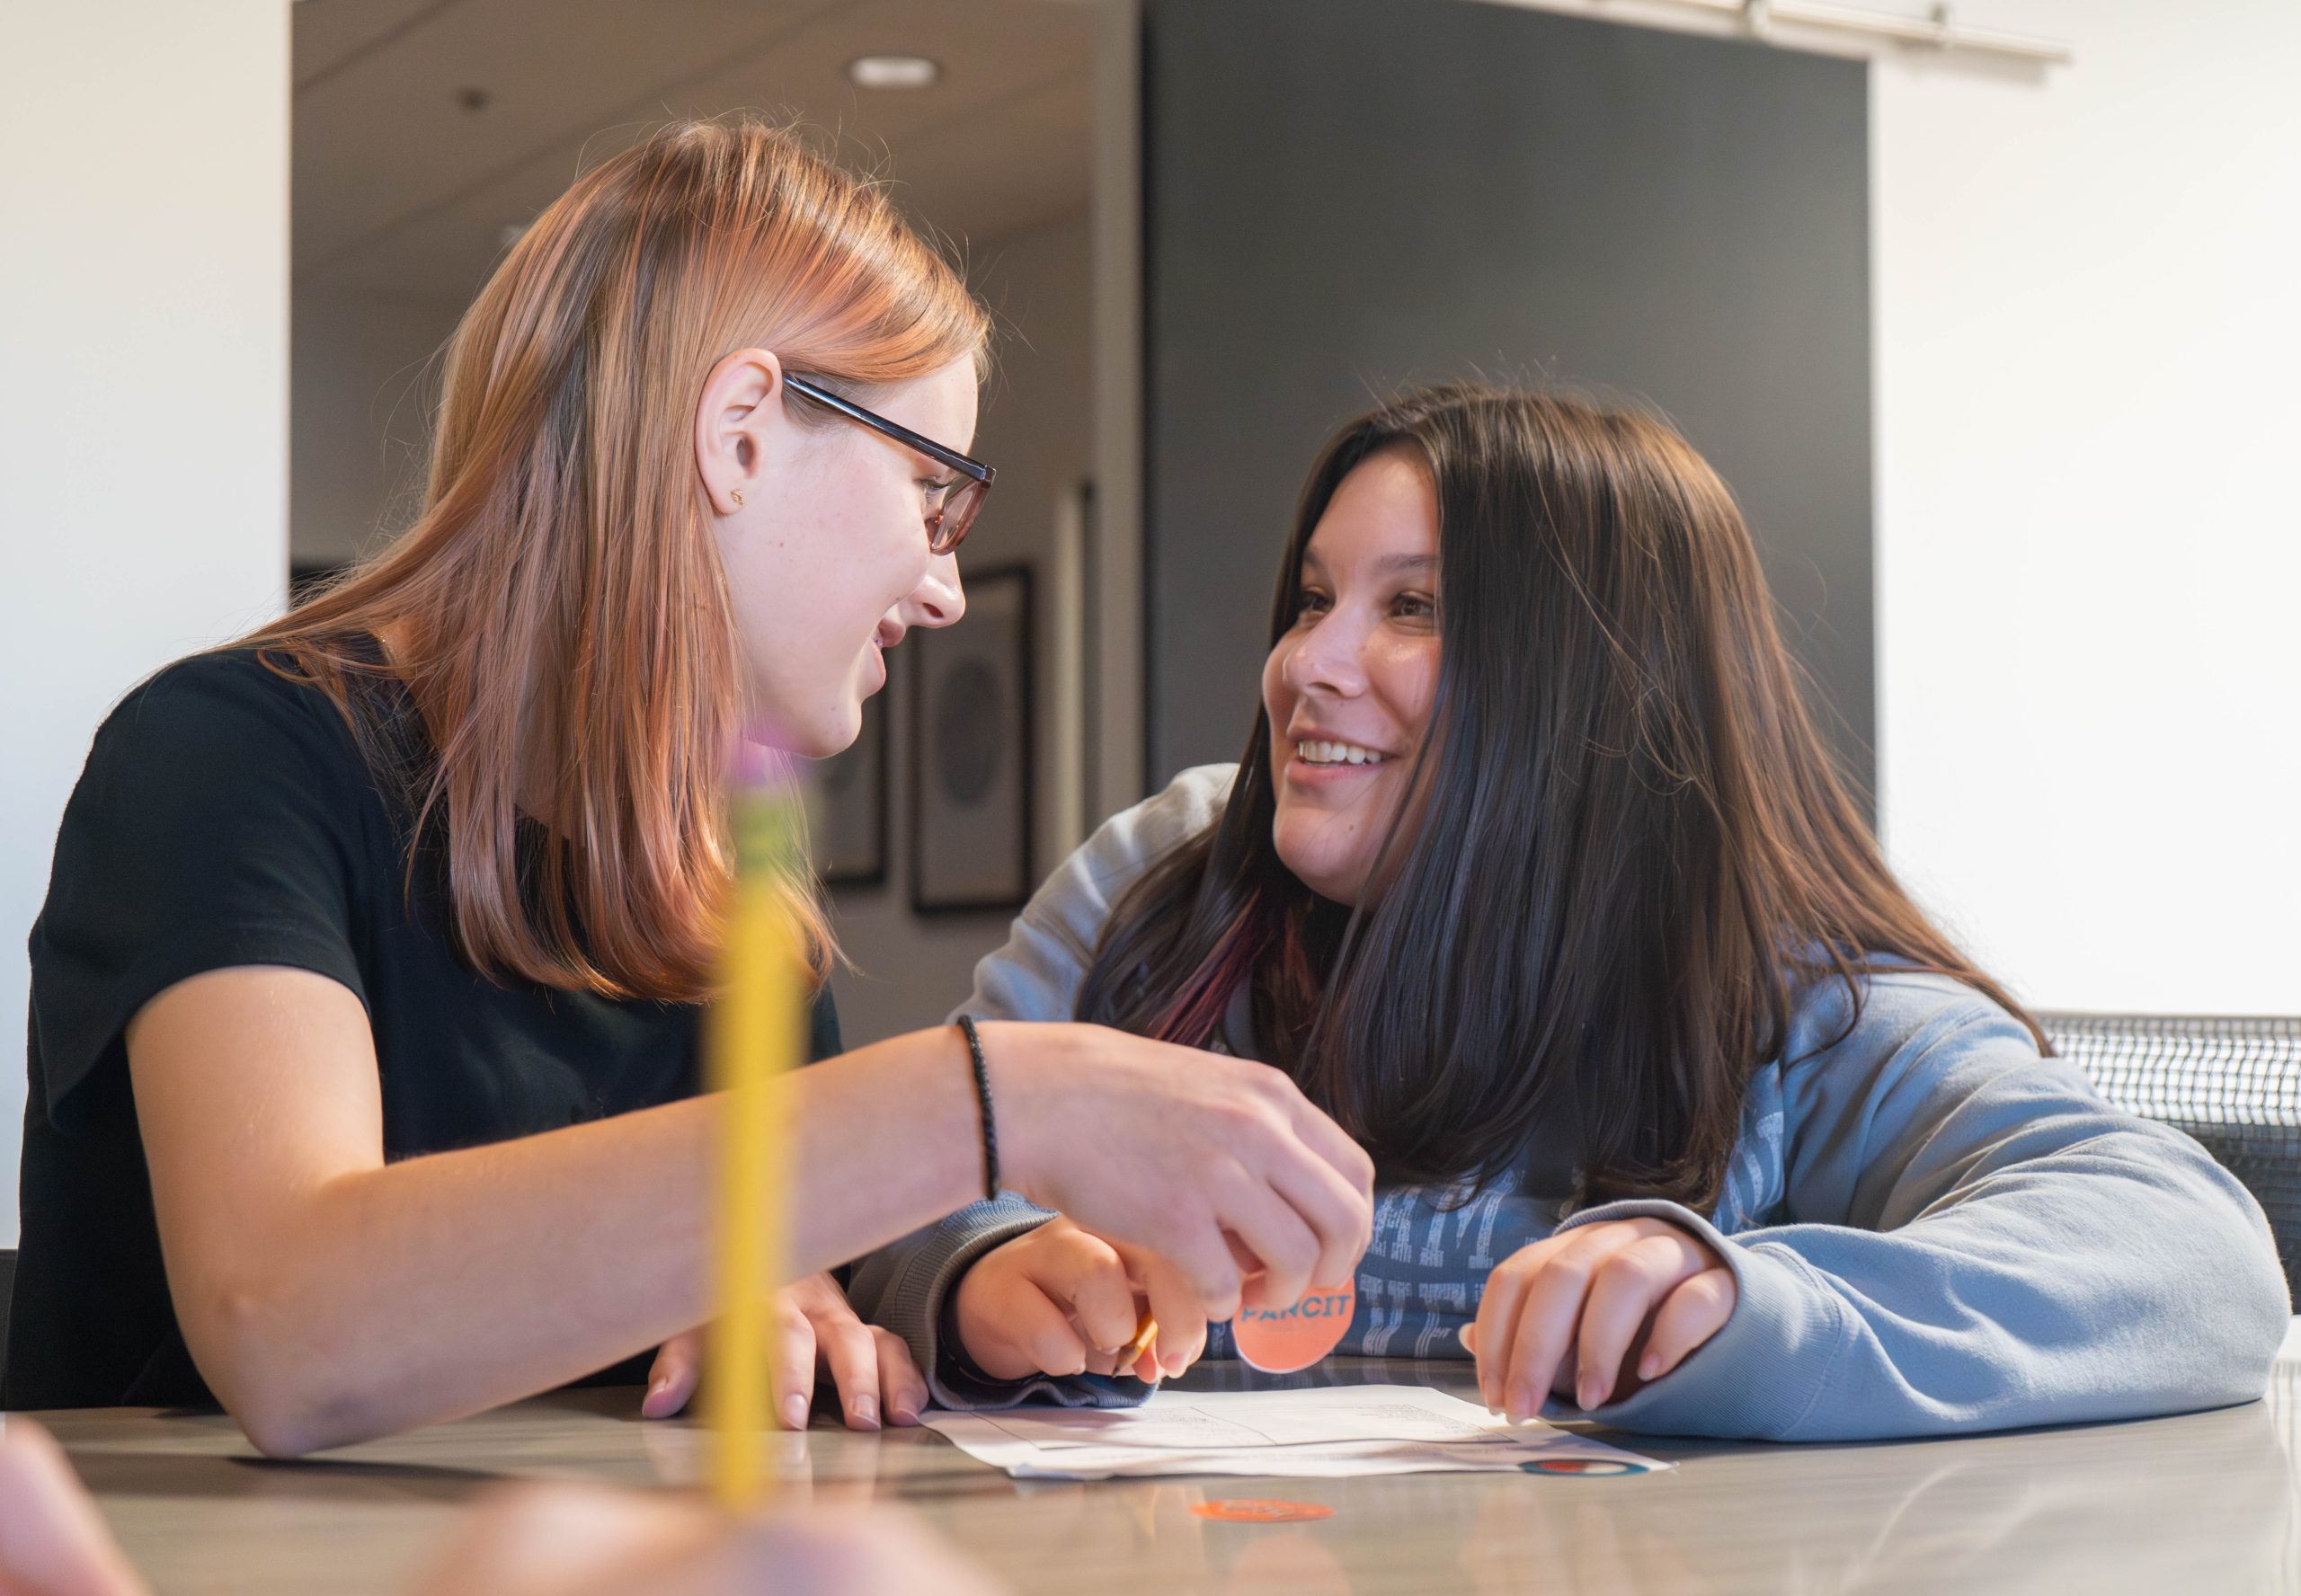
953, 1218, 1197, 1384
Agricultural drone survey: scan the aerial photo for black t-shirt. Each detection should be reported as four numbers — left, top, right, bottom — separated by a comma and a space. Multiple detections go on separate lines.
6, 646, 840, 1410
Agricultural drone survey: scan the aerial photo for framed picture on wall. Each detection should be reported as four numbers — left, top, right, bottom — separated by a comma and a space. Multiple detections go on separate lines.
805, 688, 888, 888
910, 563, 1034, 914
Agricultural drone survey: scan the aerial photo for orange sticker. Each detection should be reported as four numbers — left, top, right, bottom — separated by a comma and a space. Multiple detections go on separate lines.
1230, 1279, 1355, 1373
1192, 1498, 1337, 1523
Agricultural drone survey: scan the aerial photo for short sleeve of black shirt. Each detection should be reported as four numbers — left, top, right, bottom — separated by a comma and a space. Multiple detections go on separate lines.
7, 648, 841, 1410
31, 653, 369, 1118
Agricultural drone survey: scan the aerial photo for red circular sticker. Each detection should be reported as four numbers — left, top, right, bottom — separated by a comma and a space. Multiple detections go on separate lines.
1192, 1499, 1337, 1523
1230, 1279, 1356, 1373
1526, 1458, 1646, 1476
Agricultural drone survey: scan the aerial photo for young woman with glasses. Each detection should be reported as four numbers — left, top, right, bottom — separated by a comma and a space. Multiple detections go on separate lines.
5, 118, 1372, 1458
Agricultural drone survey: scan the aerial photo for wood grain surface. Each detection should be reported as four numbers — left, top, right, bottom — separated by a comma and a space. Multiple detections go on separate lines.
24, 1333, 2301, 1595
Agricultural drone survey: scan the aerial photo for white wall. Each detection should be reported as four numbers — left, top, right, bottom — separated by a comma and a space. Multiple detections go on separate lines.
0, 2, 291, 1240
1870, 0, 2301, 1014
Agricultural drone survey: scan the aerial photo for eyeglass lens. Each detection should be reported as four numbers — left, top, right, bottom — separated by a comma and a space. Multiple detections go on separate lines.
929, 476, 987, 555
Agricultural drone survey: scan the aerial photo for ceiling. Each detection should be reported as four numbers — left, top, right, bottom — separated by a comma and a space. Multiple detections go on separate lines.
293, 0, 1097, 300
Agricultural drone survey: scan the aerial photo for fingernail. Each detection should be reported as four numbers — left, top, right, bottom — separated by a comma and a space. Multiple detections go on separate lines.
1639, 1352, 1662, 1381
848, 1394, 879, 1431
646, 1377, 671, 1398
781, 1395, 809, 1431
890, 1403, 921, 1426
1577, 1377, 1603, 1410
1505, 1380, 1533, 1423
1455, 1322, 1475, 1352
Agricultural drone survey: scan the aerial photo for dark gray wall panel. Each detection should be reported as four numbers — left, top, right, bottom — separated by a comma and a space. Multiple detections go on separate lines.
1143, 0, 1873, 797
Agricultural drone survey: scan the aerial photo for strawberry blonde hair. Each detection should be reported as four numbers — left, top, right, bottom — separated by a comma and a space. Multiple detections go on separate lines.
242, 118, 990, 1000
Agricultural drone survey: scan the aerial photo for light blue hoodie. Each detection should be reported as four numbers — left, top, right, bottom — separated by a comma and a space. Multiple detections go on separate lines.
847, 765, 2290, 1440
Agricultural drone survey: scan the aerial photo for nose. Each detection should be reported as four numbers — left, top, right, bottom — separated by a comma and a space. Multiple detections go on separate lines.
902, 548, 965, 631
1283, 608, 1368, 698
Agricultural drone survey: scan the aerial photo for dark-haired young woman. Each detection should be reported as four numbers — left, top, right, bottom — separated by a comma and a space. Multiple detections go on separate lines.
850, 384, 2289, 1439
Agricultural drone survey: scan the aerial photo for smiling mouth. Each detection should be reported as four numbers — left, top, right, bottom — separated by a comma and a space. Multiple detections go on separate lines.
1293, 740, 1389, 767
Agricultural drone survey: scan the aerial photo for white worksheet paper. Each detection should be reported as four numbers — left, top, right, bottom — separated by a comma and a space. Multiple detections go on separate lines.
923, 1385, 1670, 1480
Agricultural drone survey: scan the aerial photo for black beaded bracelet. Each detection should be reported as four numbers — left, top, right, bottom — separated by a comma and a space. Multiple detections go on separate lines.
955, 1014, 999, 1200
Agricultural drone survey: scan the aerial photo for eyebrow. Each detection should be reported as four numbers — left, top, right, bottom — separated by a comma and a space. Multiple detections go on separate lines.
1299, 550, 1439, 578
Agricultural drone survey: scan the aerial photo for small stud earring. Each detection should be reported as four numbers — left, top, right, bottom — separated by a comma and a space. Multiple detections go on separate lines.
730, 489, 744, 506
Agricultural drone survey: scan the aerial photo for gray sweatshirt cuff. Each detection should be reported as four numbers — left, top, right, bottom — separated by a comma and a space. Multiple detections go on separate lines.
848, 1197, 1154, 1413
1545, 1197, 1850, 1439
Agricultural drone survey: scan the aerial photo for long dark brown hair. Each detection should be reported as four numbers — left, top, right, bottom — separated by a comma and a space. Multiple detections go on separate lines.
1079, 384, 2040, 1210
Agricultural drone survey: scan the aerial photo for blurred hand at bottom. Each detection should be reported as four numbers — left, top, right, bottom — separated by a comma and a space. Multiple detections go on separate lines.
0, 1419, 150, 1596
0, 1415, 1005, 1596
414, 1485, 1006, 1596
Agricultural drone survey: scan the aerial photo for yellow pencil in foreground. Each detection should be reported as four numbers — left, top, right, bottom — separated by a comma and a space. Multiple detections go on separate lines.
706, 753, 807, 1510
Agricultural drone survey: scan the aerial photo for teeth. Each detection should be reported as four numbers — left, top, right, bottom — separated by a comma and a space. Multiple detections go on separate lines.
1295, 740, 1386, 767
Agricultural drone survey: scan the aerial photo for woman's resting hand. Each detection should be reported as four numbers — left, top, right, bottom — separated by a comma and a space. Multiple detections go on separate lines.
642, 1273, 928, 1432
1464, 1217, 1737, 1421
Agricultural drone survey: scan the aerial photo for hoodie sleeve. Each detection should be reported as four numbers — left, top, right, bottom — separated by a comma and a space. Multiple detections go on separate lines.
1555, 974, 2290, 1441
845, 765, 1239, 1410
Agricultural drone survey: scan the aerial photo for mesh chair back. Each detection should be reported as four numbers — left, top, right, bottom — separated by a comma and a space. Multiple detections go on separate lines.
2041, 1012, 2301, 1299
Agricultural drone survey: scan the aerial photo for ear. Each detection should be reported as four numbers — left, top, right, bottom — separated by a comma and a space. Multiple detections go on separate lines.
694, 347, 787, 516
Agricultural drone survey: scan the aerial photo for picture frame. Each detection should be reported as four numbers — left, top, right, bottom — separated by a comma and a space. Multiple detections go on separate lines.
805, 687, 889, 889
910, 563, 1035, 914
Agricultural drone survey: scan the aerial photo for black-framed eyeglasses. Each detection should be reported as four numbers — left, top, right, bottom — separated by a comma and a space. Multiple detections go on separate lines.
785, 374, 994, 555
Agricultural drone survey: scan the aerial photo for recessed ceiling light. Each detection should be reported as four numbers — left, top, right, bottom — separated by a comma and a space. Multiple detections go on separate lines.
847, 54, 939, 90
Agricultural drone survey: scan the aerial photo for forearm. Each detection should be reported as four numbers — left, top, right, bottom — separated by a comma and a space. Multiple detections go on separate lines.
786, 1024, 989, 1271
209, 1097, 716, 1454
173, 1025, 989, 1455
143, 964, 1363, 1454
1561, 1126, 2289, 1441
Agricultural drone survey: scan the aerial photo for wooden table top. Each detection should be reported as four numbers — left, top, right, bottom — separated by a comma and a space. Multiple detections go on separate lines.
25, 1327, 2301, 1595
